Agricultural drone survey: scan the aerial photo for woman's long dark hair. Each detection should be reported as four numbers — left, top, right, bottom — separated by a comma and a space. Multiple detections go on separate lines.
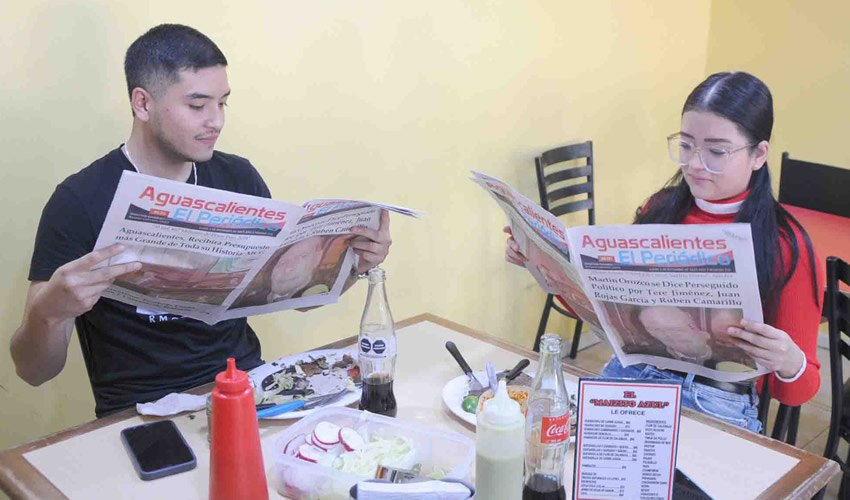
635, 72, 818, 321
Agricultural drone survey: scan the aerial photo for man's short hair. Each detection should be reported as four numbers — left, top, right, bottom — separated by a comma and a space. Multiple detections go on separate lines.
124, 24, 227, 101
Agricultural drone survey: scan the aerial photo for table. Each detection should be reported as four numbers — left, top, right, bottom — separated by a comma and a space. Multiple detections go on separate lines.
0, 313, 840, 500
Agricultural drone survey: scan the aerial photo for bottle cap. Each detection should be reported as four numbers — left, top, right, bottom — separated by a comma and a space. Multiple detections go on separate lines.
480, 380, 522, 427
540, 333, 562, 353
215, 357, 249, 393
367, 266, 386, 283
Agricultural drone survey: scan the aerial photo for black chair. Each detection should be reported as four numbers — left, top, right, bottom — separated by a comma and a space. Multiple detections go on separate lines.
779, 152, 850, 218
822, 256, 850, 498
757, 377, 801, 445
532, 141, 594, 357
779, 152, 850, 325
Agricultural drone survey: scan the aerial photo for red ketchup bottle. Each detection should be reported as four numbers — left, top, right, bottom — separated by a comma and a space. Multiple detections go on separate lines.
209, 358, 269, 500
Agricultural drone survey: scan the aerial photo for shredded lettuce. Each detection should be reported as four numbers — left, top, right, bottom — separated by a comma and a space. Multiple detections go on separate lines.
428, 467, 447, 479
255, 372, 298, 405
332, 436, 415, 477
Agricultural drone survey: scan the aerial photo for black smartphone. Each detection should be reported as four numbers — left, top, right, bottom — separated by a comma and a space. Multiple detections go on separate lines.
120, 420, 196, 481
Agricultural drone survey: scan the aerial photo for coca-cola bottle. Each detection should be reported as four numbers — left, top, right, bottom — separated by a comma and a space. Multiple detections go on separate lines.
524, 333, 570, 500
358, 266, 398, 417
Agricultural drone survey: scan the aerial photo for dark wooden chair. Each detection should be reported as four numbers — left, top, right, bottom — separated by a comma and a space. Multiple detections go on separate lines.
822, 256, 850, 499
779, 152, 850, 218
757, 377, 801, 445
532, 141, 594, 357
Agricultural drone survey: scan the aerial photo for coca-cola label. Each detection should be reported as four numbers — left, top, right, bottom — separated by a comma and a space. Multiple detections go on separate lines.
541, 413, 570, 444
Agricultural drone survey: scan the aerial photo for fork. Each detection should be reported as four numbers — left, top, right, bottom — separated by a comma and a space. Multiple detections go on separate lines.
256, 387, 351, 419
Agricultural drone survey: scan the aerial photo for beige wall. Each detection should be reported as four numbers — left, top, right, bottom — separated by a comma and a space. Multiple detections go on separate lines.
706, 0, 850, 172
0, 1, 713, 452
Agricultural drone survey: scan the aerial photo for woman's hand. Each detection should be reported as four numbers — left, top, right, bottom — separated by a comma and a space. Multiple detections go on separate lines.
727, 319, 805, 379
504, 226, 528, 267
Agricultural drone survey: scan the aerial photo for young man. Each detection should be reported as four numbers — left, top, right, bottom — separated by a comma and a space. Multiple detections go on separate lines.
10, 24, 391, 417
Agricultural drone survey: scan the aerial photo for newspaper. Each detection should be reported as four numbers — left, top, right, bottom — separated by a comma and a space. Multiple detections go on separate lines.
93, 171, 421, 324
472, 170, 768, 382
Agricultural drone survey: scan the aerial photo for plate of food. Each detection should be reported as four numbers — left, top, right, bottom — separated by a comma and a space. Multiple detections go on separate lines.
248, 349, 361, 419
441, 371, 578, 441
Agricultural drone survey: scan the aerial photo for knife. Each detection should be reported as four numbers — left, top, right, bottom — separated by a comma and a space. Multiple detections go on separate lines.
498, 359, 530, 382
256, 388, 349, 418
445, 341, 487, 397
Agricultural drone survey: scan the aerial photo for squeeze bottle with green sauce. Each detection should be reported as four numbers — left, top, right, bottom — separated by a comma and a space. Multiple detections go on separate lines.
475, 379, 525, 500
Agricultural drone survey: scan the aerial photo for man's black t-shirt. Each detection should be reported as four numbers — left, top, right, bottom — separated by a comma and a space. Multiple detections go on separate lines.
29, 146, 267, 417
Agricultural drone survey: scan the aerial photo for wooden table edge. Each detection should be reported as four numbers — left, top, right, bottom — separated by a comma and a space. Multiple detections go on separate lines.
0, 407, 137, 500
681, 409, 841, 500
0, 312, 840, 500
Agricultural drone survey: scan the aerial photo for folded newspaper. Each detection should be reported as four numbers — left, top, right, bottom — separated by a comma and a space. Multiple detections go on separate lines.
472, 170, 768, 382
93, 171, 421, 324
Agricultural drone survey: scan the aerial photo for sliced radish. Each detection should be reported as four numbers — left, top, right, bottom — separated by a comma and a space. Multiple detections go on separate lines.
305, 433, 327, 451
283, 434, 306, 456
339, 427, 365, 452
311, 433, 334, 452
311, 436, 329, 451
313, 421, 341, 446
325, 443, 343, 457
296, 444, 324, 463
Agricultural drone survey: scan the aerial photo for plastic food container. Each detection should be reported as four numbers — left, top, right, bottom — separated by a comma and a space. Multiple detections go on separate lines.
349, 478, 475, 499
273, 407, 475, 500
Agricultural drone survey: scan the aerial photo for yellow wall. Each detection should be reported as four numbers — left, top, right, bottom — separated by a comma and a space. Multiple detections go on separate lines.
0, 0, 712, 452
706, 0, 850, 172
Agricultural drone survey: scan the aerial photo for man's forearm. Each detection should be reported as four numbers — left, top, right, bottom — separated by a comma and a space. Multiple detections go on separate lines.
10, 305, 75, 386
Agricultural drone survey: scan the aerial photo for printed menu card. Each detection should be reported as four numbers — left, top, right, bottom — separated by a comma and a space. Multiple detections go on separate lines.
572, 378, 682, 500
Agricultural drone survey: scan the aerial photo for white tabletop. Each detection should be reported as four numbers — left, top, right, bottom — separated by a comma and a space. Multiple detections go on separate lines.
2, 314, 840, 500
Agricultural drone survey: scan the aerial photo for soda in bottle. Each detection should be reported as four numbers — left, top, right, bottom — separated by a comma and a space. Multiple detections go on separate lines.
358, 266, 398, 417
524, 333, 570, 500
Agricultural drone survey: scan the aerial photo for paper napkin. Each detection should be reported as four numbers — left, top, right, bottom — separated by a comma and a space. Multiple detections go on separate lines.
136, 392, 207, 416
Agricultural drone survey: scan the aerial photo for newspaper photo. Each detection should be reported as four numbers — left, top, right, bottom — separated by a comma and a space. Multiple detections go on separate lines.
94, 171, 420, 324
472, 170, 768, 382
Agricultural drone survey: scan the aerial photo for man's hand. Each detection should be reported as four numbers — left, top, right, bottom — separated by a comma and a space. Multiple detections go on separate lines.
504, 226, 528, 267
11, 244, 142, 386
34, 244, 142, 321
351, 210, 392, 274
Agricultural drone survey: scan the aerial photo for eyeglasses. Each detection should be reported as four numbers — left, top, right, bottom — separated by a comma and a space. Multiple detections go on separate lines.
666, 133, 754, 174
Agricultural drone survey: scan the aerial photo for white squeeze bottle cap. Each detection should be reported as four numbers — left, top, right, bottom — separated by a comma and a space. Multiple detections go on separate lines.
481, 380, 523, 426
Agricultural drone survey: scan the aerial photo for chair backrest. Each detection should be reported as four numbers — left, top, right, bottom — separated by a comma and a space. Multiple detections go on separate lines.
535, 141, 594, 225
756, 375, 801, 444
779, 152, 850, 218
824, 256, 850, 462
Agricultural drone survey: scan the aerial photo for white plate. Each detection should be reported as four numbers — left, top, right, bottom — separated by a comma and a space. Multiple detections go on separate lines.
441, 371, 578, 442
248, 348, 361, 419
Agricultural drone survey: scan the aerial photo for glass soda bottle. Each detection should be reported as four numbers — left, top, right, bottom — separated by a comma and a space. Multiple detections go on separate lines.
358, 266, 398, 417
524, 333, 570, 500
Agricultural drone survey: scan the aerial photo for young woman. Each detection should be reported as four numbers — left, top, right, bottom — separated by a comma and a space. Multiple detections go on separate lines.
505, 72, 822, 432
